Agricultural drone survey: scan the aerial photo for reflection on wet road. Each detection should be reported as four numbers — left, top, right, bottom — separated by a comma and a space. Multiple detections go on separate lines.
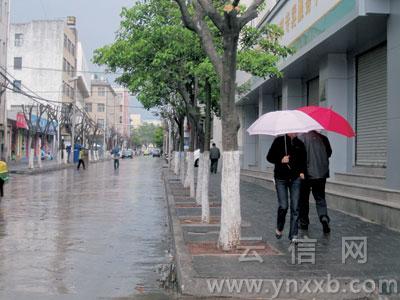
0, 157, 173, 299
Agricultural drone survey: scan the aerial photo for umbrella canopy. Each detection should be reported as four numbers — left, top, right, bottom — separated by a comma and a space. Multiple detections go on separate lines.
247, 110, 324, 136
297, 106, 355, 137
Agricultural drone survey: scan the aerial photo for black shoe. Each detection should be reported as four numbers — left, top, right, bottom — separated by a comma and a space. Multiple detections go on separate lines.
299, 224, 308, 230
321, 219, 330, 234
275, 229, 283, 239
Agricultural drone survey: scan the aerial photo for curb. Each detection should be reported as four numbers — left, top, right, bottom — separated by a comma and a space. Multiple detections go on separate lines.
162, 169, 203, 295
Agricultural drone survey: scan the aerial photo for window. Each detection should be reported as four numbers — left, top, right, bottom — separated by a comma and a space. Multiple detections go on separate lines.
71, 44, 75, 56
63, 58, 67, 72
70, 66, 74, 77
15, 33, 23, 47
85, 103, 92, 112
13, 57, 22, 69
13, 80, 21, 92
119, 116, 123, 124
97, 103, 105, 112
97, 119, 105, 127
67, 39, 72, 53
97, 87, 105, 96
64, 34, 68, 48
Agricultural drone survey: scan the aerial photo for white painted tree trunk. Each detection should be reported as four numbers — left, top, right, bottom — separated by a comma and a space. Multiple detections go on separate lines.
202, 152, 210, 223
195, 153, 204, 205
184, 151, 191, 188
28, 135, 34, 169
63, 149, 68, 164
180, 152, 185, 185
174, 151, 180, 175
89, 150, 92, 162
58, 149, 62, 165
37, 138, 42, 168
186, 152, 195, 198
218, 151, 241, 250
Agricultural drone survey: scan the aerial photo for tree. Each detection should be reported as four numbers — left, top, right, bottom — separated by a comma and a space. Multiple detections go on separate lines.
93, 0, 219, 196
174, 0, 292, 249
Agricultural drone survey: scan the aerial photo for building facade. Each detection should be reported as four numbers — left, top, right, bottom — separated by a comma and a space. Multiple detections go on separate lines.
86, 78, 119, 149
130, 113, 142, 129
232, 0, 400, 229
0, 0, 9, 160
114, 87, 130, 138
6, 19, 90, 160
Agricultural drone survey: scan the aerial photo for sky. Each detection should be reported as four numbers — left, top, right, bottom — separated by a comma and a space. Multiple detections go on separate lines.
11, 0, 157, 120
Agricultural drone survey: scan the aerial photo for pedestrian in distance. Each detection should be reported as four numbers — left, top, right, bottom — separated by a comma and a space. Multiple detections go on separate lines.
298, 130, 332, 234
209, 143, 220, 174
77, 147, 86, 170
112, 145, 121, 170
0, 159, 9, 199
267, 133, 306, 243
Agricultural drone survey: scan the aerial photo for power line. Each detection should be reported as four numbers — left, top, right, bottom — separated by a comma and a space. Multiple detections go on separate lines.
8, 65, 124, 75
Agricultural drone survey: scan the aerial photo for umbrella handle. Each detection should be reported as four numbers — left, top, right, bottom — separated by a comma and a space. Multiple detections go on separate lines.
284, 135, 287, 155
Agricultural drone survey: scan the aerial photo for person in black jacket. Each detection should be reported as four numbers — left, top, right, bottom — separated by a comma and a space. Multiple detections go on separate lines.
267, 133, 306, 242
298, 131, 332, 234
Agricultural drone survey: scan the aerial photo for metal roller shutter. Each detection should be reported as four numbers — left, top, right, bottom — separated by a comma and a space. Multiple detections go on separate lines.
356, 45, 387, 167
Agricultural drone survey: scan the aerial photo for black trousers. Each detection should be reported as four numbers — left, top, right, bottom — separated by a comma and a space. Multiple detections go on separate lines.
299, 178, 329, 228
77, 159, 85, 170
0, 178, 4, 197
210, 159, 218, 173
114, 159, 119, 170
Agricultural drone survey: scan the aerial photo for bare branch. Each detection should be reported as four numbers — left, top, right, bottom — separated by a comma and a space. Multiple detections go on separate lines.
238, 0, 265, 29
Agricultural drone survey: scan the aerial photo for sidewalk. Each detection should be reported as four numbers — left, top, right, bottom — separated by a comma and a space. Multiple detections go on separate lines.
8, 158, 110, 175
163, 168, 400, 299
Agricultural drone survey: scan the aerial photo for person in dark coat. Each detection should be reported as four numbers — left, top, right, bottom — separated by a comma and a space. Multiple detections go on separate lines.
267, 133, 306, 242
209, 143, 220, 174
298, 130, 332, 234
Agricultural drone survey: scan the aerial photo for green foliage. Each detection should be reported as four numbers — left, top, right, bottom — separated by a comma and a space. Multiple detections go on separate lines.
238, 23, 294, 79
93, 0, 219, 116
236, 81, 252, 97
131, 123, 163, 147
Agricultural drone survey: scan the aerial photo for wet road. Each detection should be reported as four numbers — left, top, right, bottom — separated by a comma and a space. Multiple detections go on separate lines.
0, 157, 174, 299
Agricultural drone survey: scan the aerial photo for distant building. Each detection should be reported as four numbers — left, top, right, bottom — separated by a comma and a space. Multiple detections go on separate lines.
114, 87, 129, 137
130, 113, 142, 128
0, 0, 10, 160
143, 119, 162, 127
6, 19, 90, 160
86, 78, 129, 149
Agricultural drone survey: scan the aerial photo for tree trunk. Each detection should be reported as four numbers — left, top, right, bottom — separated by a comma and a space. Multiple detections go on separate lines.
184, 117, 195, 197
37, 137, 42, 168
218, 34, 242, 250
202, 152, 210, 223
179, 120, 185, 184
174, 151, 180, 175
28, 135, 34, 169
195, 152, 204, 205
202, 78, 212, 223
